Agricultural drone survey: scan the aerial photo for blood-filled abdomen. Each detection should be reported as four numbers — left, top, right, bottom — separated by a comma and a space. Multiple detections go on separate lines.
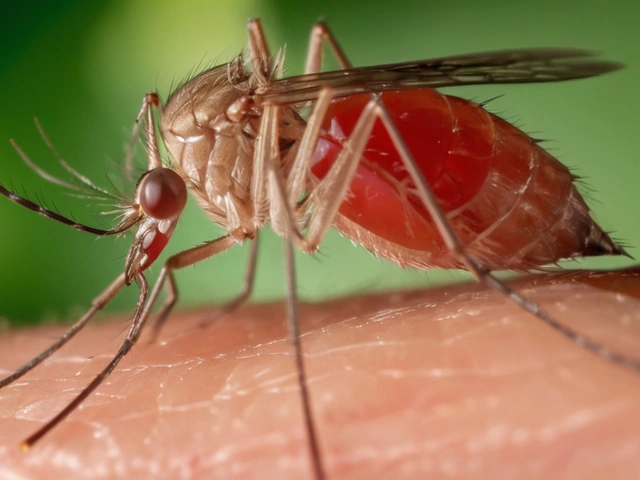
311, 90, 624, 270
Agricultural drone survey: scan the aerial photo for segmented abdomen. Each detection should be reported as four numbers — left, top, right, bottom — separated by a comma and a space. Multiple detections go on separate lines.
311, 90, 621, 270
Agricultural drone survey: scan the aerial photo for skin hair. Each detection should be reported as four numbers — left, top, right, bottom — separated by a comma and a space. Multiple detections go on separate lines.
1, 268, 639, 479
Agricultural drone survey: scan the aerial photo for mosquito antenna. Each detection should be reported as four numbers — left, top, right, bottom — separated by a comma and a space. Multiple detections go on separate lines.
33, 119, 121, 201
58, 158, 119, 200
5, 121, 143, 235
10, 138, 81, 192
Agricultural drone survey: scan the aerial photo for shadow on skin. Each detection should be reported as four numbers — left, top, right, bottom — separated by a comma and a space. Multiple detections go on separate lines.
1, 268, 640, 479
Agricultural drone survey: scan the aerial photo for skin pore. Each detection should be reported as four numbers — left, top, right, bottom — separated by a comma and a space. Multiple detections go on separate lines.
1, 268, 640, 479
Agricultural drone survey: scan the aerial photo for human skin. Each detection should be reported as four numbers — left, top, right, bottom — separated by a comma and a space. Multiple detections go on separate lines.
0, 268, 639, 480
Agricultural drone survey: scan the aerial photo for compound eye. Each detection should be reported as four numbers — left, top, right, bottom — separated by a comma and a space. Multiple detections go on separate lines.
138, 167, 187, 220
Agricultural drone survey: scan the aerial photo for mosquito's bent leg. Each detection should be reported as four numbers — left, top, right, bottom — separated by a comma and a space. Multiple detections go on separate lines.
159, 235, 239, 295
286, 88, 335, 206
148, 234, 259, 343
149, 233, 238, 331
145, 270, 179, 344
250, 102, 278, 222
288, 97, 381, 253
198, 233, 260, 328
144, 233, 244, 344
0, 273, 127, 389
371, 97, 640, 373
143, 234, 241, 339
304, 21, 353, 74
253, 103, 302, 242
262, 98, 378, 479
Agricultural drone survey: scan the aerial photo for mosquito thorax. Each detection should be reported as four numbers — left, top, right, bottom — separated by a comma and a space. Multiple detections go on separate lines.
159, 64, 262, 235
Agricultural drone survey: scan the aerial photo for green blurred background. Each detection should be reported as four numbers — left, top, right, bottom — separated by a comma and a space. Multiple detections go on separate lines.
0, 0, 638, 326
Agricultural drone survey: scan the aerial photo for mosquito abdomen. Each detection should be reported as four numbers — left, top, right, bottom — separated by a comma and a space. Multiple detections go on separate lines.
312, 90, 624, 271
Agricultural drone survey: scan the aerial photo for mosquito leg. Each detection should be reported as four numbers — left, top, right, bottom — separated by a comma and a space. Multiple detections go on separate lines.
145, 270, 179, 344
304, 20, 353, 74
267, 158, 326, 479
0, 274, 127, 389
162, 236, 238, 275
198, 233, 260, 328
286, 88, 335, 206
278, 88, 640, 372
371, 97, 640, 373
253, 103, 301, 240
283, 234, 325, 480
145, 234, 241, 344
138, 92, 163, 171
283, 93, 381, 253
22, 273, 149, 449
288, 22, 351, 202
147, 233, 260, 344
264, 89, 375, 250
253, 103, 325, 479
267, 84, 366, 249
259, 96, 341, 253
250, 96, 275, 221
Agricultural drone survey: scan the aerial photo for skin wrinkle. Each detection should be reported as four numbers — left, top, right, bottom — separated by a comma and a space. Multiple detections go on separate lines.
0, 269, 640, 479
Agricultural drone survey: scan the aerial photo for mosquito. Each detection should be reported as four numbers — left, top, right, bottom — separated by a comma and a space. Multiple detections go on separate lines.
0, 18, 636, 480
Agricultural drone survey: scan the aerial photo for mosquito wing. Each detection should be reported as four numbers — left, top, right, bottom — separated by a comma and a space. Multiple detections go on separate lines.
263, 48, 623, 104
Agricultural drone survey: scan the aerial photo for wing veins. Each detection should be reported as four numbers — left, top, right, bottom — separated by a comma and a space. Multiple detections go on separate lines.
262, 48, 622, 105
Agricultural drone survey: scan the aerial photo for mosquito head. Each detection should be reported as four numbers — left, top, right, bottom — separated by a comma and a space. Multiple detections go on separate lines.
124, 167, 188, 284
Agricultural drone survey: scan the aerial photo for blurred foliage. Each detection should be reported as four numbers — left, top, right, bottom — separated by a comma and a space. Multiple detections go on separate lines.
0, 0, 638, 325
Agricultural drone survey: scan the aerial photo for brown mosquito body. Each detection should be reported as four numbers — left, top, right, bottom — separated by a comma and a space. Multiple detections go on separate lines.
0, 18, 635, 480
